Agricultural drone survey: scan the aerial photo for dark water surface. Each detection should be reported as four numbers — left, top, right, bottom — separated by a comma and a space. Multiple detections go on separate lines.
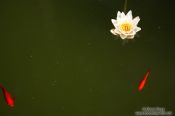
0, 0, 174, 116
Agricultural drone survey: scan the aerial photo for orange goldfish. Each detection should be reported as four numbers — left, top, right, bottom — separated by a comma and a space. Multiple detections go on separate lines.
138, 68, 151, 91
0, 84, 15, 107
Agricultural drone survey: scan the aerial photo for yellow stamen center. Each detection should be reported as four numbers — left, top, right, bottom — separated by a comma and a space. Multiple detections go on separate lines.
119, 22, 132, 32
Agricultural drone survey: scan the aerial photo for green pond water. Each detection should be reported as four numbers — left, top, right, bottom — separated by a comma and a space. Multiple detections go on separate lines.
0, 0, 174, 116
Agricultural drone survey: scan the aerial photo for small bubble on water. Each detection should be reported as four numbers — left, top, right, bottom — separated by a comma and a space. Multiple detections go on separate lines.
56, 60, 60, 65
87, 42, 92, 46
61, 106, 65, 110
31, 96, 36, 100
89, 88, 93, 92
51, 80, 57, 86
158, 26, 161, 29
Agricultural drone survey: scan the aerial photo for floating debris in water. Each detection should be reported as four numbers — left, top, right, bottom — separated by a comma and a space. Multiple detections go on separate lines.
158, 26, 161, 29
51, 80, 57, 86
31, 96, 36, 100
110, 10, 141, 39
29, 55, 33, 58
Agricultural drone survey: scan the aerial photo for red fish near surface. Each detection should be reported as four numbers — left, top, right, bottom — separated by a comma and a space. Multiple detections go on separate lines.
0, 84, 15, 107
138, 68, 151, 91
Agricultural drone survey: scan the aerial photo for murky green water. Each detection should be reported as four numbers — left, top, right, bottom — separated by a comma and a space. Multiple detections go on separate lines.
0, 0, 174, 116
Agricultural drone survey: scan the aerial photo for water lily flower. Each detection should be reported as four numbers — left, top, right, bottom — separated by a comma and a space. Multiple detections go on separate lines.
110, 10, 141, 39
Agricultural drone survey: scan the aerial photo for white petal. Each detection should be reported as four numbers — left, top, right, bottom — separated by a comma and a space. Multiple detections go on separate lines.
117, 11, 121, 20
120, 34, 127, 39
110, 29, 118, 35
111, 19, 118, 28
126, 10, 132, 20
117, 11, 126, 22
134, 27, 141, 32
137, 27, 141, 31
127, 35, 135, 39
114, 29, 121, 34
111, 19, 116, 24
121, 12, 126, 19
127, 31, 136, 36
133, 16, 140, 25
